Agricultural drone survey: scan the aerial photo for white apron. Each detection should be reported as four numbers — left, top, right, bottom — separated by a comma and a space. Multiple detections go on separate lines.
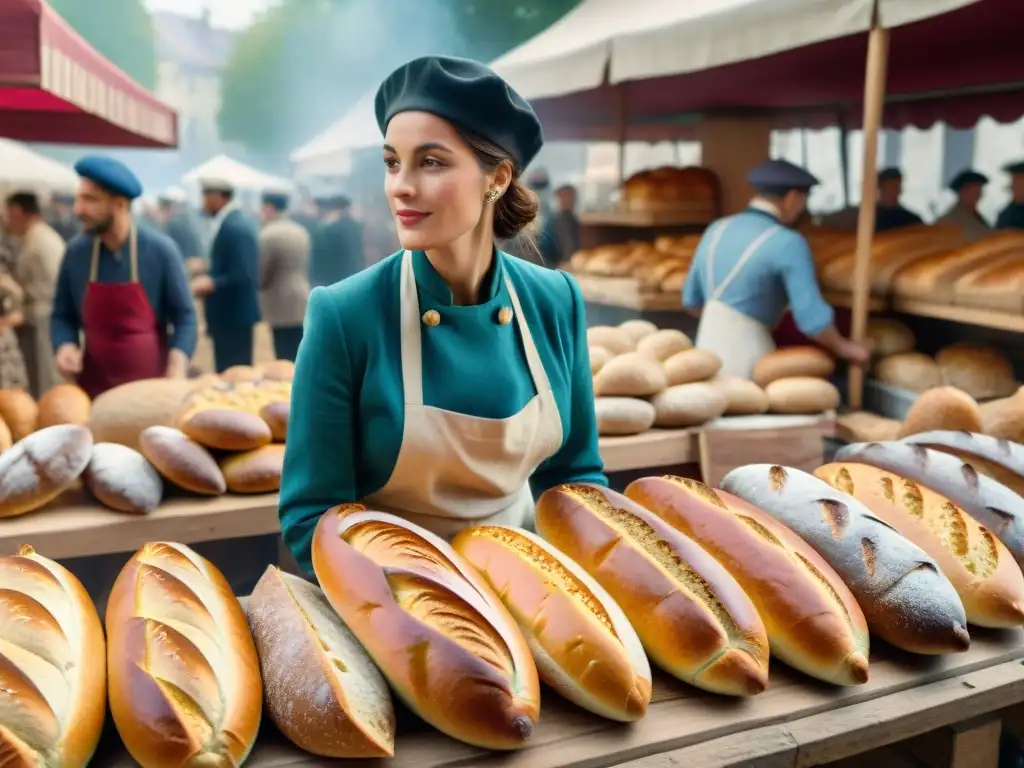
362, 251, 564, 538
694, 219, 782, 380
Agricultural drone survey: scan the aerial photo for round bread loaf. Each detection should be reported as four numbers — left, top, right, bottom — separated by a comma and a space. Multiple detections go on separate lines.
220, 365, 263, 382
715, 377, 769, 415
175, 380, 283, 451
260, 401, 289, 442
259, 359, 296, 382
936, 343, 1017, 401
595, 398, 656, 436
221, 444, 286, 493
898, 386, 982, 439
664, 348, 722, 385
636, 329, 692, 361
138, 425, 226, 495
766, 377, 840, 414
0, 424, 93, 518
37, 384, 91, 428
650, 383, 727, 428
589, 346, 612, 376
587, 326, 634, 355
753, 347, 835, 388
0, 417, 11, 453
84, 443, 163, 514
866, 318, 915, 357
980, 389, 1024, 443
874, 352, 940, 393
593, 353, 668, 397
0, 388, 38, 441
618, 319, 658, 343
89, 378, 200, 449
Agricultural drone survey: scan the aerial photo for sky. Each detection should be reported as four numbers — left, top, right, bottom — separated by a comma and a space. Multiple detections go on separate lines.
143, 0, 276, 29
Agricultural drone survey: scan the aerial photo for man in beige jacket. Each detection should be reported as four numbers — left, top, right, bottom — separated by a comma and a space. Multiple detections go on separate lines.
3, 192, 64, 396
259, 190, 310, 361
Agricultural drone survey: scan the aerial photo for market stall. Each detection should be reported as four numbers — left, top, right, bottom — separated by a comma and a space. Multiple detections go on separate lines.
0, 138, 78, 190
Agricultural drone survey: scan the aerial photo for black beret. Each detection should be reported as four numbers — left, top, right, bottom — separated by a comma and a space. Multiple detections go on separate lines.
262, 191, 290, 210
375, 55, 544, 169
1003, 160, 1024, 175
74, 155, 142, 199
949, 170, 988, 191
877, 167, 903, 182
747, 159, 819, 196
318, 195, 351, 210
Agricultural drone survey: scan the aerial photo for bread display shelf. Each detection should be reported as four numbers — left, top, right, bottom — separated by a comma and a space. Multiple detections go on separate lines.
575, 273, 685, 312
891, 299, 1024, 334
94, 627, 1024, 767
580, 208, 715, 228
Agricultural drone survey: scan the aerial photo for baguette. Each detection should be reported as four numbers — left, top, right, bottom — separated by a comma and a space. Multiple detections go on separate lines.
312, 506, 540, 750
452, 525, 652, 721
902, 431, 1024, 496
0, 545, 107, 768
815, 462, 1024, 628
247, 566, 395, 757
833, 441, 1024, 569
952, 256, 1024, 313
535, 484, 769, 696
625, 476, 869, 685
892, 232, 1024, 302
106, 542, 263, 768
720, 464, 969, 654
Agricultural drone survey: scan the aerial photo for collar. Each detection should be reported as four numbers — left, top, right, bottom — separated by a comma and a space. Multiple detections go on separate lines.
213, 201, 238, 226
412, 248, 504, 306
747, 197, 782, 218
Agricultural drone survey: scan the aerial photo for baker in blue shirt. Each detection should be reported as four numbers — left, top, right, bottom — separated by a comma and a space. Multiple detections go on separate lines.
996, 160, 1024, 230
684, 159, 868, 379
50, 156, 197, 397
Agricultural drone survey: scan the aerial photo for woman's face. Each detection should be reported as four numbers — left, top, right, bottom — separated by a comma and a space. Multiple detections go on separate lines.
383, 111, 492, 251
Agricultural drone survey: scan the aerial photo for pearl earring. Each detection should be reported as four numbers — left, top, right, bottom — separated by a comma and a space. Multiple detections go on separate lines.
485, 189, 502, 203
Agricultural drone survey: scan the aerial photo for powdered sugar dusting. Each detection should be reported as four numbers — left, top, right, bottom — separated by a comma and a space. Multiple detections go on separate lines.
84, 443, 163, 514
0, 425, 92, 513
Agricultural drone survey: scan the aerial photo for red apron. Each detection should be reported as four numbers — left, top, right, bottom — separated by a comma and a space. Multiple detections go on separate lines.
77, 226, 166, 398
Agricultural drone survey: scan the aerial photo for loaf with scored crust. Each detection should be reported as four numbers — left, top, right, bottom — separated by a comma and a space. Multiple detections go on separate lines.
720, 464, 969, 655
901, 431, 1024, 496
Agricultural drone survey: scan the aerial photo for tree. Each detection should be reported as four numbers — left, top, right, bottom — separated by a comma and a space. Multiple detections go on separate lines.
48, 0, 158, 90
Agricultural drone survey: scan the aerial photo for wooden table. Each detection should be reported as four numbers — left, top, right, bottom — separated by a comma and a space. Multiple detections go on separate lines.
93, 628, 1024, 767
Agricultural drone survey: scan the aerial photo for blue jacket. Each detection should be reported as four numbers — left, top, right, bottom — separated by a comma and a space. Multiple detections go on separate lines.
206, 209, 260, 329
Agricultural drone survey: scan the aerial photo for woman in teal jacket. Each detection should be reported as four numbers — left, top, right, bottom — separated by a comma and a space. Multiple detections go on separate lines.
278, 55, 607, 572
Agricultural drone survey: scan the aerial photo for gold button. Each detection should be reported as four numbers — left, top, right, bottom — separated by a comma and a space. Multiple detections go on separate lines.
497, 306, 513, 325
422, 309, 441, 327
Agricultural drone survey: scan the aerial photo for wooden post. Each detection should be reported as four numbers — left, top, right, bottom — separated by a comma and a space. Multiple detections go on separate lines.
847, 21, 890, 410
616, 86, 628, 184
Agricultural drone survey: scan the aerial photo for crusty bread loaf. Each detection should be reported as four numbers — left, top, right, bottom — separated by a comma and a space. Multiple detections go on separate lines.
587, 326, 634, 356
650, 382, 727, 427
0, 545, 107, 767
37, 384, 91, 428
595, 397, 657, 436
664, 348, 722, 385
83, 443, 163, 514
247, 566, 395, 757
720, 464, 969, 654
766, 377, 840, 414
753, 347, 835, 388
176, 403, 273, 452
833, 441, 1024, 570
637, 329, 692, 361
952, 256, 1024, 313
453, 525, 652, 720
901, 431, 1024, 496
138, 426, 227, 496
0, 417, 11, 453
535, 483, 769, 695
618, 319, 658, 343
260, 400, 289, 442
816, 462, 1024, 628
818, 235, 954, 295
220, 365, 263, 383
898, 386, 982, 438
0, 424, 93, 519
659, 270, 687, 293
312, 506, 540, 750
590, 346, 612, 376
936, 344, 1017, 401
593, 353, 668, 397
258, 359, 295, 382
106, 542, 262, 767
715, 376, 769, 415
875, 352, 941, 393
221, 444, 285, 493
892, 232, 1024, 301
0, 388, 38, 441
980, 389, 1024, 442
866, 318, 916, 358
625, 476, 870, 685
89, 378, 200, 450
838, 411, 902, 443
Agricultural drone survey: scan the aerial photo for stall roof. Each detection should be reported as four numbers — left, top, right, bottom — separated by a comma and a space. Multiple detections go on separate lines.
0, 138, 78, 188
290, 91, 376, 175
183, 154, 294, 191
0, 0, 178, 147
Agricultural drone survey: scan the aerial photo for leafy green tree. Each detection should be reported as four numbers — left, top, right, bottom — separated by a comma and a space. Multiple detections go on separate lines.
47, 0, 157, 90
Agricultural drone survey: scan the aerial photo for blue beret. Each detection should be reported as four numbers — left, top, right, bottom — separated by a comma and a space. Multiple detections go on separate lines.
877, 167, 903, 182
949, 170, 988, 191
1003, 160, 1024, 175
375, 55, 544, 170
74, 155, 142, 200
262, 192, 290, 210
747, 160, 819, 196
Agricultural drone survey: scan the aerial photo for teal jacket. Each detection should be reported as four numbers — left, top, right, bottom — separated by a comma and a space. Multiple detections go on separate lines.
279, 249, 608, 572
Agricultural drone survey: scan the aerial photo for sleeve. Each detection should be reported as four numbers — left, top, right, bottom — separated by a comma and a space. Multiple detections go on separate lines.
530, 272, 608, 498
161, 239, 198, 357
211, 224, 259, 290
49, 247, 81, 351
258, 231, 276, 290
174, 220, 202, 261
780, 235, 834, 337
279, 288, 358, 573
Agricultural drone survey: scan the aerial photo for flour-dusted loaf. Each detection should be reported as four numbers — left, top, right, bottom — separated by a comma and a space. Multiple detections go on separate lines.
589, 346, 613, 375
833, 441, 1024, 570
664, 348, 722, 385
898, 387, 982, 438
753, 347, 835, 388
83, 443, 163, 514
716, 377, 769, 415
453, 526, 652, 721
595, 397, 657, 436
637, 329, 692, 361
720, 465, 969, 654
618, 318, 659, 343
650, 383, 728, 427
935, 344, 1018, 401
766, 377, 840, 414
312, 506, 540, 750
0, 424, 93, 519
0, 389, 38, 441
0, 545, 107, 767
37, 384, 91, 428
138, 426, 227, 496
874, 352, 941, 393
106, 542, 263, 768
901, 431, 1024, 496
587, 326, 634, 356
536, 484, 769, 696
220, 444, 285, 493
625, 476, 870, 685
816, 462, 1024, 628
593, 352, 668, 397
247, 566, 395, 757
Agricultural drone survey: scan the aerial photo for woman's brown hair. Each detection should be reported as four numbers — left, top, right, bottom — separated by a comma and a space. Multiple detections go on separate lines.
457, 128, 540, 243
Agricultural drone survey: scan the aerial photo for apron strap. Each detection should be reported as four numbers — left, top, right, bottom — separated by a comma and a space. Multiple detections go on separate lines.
89, 224, 139, 283
503, 274, 552, 395
710, 224, 781, 302
704, 219, 731, 296
399, 250, 425, 407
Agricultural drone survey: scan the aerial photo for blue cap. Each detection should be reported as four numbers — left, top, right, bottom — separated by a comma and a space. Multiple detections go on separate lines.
375, 55, 544, 170
262, 191, 290, 211
74, 155, 142, 200
1003, 160, 1024, 175
949, 169, 988, 191
747, 159, 819, 196
878, 167, 903, 182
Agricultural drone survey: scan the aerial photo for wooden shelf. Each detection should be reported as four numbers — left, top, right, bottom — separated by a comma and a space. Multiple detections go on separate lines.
891, 299, 1024, 333
574, 273, 686, 312
823, 292, 886, 312
580, 209, 714, 228
600, 428, 697, 472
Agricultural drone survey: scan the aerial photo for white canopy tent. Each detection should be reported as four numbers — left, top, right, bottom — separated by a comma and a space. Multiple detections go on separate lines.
0, 139, 78, 190
183, 154, 294, 191
290, 92, 377, 179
